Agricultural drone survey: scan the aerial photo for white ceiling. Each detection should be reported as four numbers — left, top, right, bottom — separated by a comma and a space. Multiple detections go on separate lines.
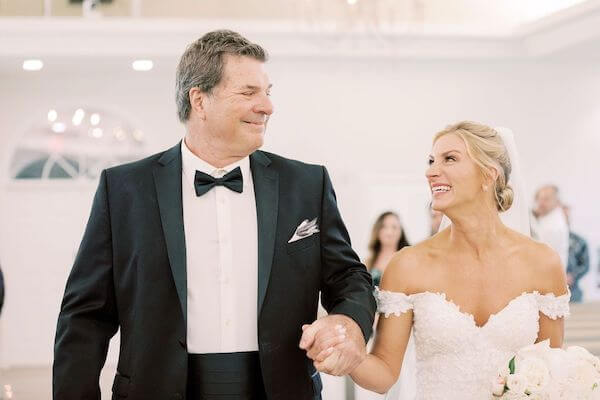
0, 0, 592, 33
0, 0, 599, 76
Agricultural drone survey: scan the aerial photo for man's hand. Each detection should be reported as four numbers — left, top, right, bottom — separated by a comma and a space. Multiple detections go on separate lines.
299, 314, 366, 376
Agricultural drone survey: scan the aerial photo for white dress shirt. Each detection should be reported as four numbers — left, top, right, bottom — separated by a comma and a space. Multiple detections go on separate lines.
181, 140, 259, 353
532, 207, 570, 270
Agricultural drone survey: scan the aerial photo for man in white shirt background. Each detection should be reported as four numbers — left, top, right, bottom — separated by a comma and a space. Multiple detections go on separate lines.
531, 184, 570, 270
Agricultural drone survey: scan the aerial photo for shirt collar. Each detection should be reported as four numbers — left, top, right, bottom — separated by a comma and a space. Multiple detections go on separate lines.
181, 139, 251, 191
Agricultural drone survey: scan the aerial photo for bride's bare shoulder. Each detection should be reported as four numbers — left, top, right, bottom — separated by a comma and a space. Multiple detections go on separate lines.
509, 231, 568, 295
380, 231, 447, 294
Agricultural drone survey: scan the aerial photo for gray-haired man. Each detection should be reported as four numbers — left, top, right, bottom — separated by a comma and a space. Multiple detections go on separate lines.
53, 30, 375, 399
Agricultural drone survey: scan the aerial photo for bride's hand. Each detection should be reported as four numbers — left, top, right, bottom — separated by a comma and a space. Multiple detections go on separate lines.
299, 314, 366, 376
311, 332, 363, 376
314, 347, 342, 375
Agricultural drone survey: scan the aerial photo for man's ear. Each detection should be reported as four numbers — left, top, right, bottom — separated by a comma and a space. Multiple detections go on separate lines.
189, 87, 207, 120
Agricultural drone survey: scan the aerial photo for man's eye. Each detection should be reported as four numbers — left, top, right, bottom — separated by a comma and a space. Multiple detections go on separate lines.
445, 156, 456, 162
428, 159, 434, 165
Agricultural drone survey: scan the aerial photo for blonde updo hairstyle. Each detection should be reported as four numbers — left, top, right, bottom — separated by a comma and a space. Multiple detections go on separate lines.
434, 121, 514, 212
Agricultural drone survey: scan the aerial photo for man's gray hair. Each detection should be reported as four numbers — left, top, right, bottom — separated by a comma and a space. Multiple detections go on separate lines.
175, 29, 268, 123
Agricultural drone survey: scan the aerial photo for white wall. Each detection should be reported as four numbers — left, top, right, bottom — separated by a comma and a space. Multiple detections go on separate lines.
0, 52, 599, 368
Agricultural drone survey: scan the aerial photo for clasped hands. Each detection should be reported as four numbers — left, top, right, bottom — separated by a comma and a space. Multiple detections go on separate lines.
299, 314, 366, 376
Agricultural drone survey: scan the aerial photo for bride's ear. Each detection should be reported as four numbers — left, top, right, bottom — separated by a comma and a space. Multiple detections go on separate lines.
482, 166, 499, 191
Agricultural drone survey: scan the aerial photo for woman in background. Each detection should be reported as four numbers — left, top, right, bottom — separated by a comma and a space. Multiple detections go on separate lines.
357, 213, 415, 399
366, 212, 410, 287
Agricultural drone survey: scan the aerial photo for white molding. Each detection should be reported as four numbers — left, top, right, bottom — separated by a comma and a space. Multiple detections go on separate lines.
517, 0, 600, 56
0, 1, 599, 60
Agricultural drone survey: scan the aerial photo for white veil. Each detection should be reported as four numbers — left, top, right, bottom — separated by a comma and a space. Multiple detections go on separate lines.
383, 127, 530, 400
437, 127, 531, 236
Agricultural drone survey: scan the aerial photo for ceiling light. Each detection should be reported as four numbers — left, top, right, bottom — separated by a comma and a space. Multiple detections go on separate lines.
47, 110, 58, 122
132, 60, 153, 72
133, 129, 144, 141
51, 122, 66, 133
72, 108, 85, 126
91, 128, 103, 138
90, 113, 101, 126
23, 59, 44, 71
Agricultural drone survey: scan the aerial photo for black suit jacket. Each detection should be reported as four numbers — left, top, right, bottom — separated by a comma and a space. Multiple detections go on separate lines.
53, 142, 375, 400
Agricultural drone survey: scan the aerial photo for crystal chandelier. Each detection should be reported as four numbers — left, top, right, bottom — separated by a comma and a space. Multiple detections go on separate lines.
297, 0, 425, 35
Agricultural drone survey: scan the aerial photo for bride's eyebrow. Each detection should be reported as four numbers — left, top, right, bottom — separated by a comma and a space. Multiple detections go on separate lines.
440, 150, 461, 156
429, 150, 461, 159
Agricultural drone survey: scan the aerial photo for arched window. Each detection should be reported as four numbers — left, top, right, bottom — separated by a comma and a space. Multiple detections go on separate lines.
10, 107, 145, 180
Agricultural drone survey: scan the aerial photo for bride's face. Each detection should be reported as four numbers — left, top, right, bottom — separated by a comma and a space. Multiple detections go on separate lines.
426, 133, 486, 212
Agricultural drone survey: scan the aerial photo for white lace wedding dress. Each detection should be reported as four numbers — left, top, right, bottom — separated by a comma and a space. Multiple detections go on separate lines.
375, 288, 570, 400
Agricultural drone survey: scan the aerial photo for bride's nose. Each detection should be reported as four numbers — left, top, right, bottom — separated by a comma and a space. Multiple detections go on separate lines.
426, 163, 440, 179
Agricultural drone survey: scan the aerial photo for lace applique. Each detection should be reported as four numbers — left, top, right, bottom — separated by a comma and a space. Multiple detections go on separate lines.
374, 287, 413, 317
378, 289, 569, 399
399, 291, 541, 399
536, 290, 570, 319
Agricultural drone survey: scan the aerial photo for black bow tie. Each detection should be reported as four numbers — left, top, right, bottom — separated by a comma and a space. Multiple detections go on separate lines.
194, 167, 243, 196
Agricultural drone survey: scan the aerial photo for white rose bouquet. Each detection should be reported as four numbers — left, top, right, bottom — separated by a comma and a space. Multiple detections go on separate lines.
492, 340, 600, 399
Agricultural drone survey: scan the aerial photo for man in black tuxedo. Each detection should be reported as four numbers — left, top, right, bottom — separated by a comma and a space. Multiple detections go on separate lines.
53, 30, 375, 400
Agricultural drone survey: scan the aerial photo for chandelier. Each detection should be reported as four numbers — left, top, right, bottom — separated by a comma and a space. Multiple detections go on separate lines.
297, 0, 425, 35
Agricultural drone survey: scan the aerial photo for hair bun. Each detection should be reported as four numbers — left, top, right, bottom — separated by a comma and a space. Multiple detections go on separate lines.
496, 184, 514, 211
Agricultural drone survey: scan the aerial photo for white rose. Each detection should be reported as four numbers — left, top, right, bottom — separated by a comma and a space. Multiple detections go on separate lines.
491, 375, 506, 396
506, 373, 528, 394
571, 360, 599, 393
518, 340, 550, 360
568, 346, 600, 374
517, 357, 550, 393
498, 358, 512, 379
546, 348, 571, 382
591, 382, 600, 400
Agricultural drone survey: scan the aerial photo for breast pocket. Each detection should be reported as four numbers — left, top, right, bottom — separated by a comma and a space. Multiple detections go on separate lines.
286, 234, 318, 255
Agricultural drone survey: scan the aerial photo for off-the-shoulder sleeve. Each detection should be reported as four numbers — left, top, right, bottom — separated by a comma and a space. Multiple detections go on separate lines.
374, 287, 413, 318
536, 290, 570, 320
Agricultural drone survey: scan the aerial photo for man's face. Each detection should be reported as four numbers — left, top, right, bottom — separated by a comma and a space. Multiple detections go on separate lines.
535, 186, 559, 217
202, 54, 273, 157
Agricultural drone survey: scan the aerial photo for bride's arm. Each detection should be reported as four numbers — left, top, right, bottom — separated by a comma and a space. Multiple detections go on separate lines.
535, 245, 569, 348
321, 248, 418, 394
349, 305, 413, 393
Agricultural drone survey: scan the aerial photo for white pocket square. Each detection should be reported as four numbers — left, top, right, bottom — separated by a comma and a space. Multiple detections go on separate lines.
288, 217, 320, 243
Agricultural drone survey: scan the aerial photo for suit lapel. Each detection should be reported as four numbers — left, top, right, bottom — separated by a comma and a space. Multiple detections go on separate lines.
153, 142, 187, 324
250, 151, 279, 315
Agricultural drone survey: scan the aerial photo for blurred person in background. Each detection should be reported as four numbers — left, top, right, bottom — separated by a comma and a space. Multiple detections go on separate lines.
365, 212, 410, 287
531, 185, 569, 270
361, 213, 416, 400
562, 204, 590, 303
